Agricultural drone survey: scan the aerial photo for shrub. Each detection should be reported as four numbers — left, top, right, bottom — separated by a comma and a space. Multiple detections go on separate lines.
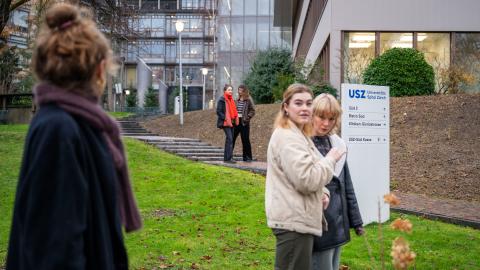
126, 89, 137, 107
272, 73, 295, 102
363, 48, 435, 97
244, 48, 293, 103
311, 83, 337, 98
145, 87, 158, 107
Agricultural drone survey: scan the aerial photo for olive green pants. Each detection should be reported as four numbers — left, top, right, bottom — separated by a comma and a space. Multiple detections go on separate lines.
273, 229, 314, 270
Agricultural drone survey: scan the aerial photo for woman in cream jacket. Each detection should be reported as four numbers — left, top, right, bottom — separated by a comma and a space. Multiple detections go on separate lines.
265, 84, 345, 270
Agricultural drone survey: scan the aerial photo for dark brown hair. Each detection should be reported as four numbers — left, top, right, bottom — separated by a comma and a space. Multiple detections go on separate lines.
238, 84, 250, 98
223, 84, 232, 92
32, 3, 115, 97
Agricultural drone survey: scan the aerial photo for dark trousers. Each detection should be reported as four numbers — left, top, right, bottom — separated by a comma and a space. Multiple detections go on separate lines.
223, 127, 234, 161
273, 230, 314, 270
233, 121, 252, 161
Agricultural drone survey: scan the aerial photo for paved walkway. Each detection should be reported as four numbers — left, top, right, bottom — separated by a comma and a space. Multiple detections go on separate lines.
128, 135, 480, 229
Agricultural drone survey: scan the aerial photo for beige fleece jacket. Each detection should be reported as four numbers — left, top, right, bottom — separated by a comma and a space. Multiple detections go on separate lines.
265, 122, 335, 236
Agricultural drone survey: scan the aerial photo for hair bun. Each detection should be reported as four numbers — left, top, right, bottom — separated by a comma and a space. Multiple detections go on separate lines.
45, 3, 79, 30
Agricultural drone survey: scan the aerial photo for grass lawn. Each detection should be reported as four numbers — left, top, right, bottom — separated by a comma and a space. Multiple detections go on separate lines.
1, 125, 479, 269
108, 111, 135, 119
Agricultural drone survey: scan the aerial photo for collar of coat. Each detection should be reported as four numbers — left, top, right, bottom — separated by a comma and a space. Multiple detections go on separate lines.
286, 120, 346, 177
316, 134, 347, 177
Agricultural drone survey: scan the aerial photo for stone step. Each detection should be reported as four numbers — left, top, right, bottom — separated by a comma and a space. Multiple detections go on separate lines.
143, 138, 202, 143
122, 128, 148, 132
158, 147, 223, 154
122, 132, 155, 136
191, 156, 244, 162
158, 144, 222, 150
153, 141, 211, 147
177, 152, 242, 158
120, 125, 142, 129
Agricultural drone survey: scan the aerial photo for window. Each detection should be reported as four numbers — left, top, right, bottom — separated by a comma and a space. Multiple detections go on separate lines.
258, 0, 269, 15
244, 0, 256, 15
165, 67, 176, 83
151, 15, 165, 37
380, 32, 413, 54
166, 41, 176, 62
151, 41, 165, 58
151, 66, 165, 82
257, 20, 269, 50
417, 33, 450, 92
454, 33, 480, 93
231, 20, 244, 51
343, 32, 376, 83
204, 42, 215, 62
244, 22, 256, 50
181, 41, 203, 59
232, 0, 244, 16
127, 42, 139, 61
126, 67, 137, 88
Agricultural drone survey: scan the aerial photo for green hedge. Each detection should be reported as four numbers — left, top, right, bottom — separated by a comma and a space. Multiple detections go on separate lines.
363, 48, 435, 97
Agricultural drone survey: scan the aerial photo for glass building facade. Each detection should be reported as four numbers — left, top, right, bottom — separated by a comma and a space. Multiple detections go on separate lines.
117, 0, 291, 111
216, 0, 291, 98
118, 0, 216, 112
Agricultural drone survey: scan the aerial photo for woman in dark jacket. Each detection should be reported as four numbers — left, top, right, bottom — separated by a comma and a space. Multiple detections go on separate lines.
232, 85, 256, 162
311, 93, 364, 270
7, 4, 141, 269
216, 84, 239, 163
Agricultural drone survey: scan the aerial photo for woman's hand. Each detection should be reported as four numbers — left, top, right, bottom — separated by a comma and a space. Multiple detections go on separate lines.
326, 147, 346, 162
354, 226, 365, 236
322, 193, 330, 210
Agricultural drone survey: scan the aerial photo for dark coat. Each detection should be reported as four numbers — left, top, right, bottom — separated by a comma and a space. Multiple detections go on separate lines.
216, 96, 226, 128
236, 97, 256, 126
312, 148, 363, 251
7, 104, 128, 270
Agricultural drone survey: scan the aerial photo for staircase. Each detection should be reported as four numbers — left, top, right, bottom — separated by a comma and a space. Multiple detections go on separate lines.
118, 120, 156, 136
119, 119, 242, 162
137, 137, 243, 162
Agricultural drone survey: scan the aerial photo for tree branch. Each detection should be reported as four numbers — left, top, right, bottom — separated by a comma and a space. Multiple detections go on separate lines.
9, 0, 30, 12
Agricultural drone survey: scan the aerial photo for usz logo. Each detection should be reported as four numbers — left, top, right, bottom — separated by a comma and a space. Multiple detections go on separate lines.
348, 89, 366, 99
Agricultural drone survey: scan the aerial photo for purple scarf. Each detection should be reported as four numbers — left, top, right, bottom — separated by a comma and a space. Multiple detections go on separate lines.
34, 83, 142, 232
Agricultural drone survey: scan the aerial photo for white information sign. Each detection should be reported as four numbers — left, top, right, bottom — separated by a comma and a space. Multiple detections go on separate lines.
341, 84, 390, 224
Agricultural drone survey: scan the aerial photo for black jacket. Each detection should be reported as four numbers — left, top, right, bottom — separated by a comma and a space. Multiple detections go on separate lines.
7, 104, 128, 269
216, 96, 226, 128
312, 141, 363, 251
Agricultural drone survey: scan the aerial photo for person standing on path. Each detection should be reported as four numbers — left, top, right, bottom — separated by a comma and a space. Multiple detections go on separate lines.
232, 84, 256, 162
265, 83, 345, 270
311, 93, 364, 270
7, 3, 142, 269
216, 84, 239, 163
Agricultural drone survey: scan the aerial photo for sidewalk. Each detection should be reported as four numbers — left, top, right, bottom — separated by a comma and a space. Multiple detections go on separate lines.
206, 161, 480, 229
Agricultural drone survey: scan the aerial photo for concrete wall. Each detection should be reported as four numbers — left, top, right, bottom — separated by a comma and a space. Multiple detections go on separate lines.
4, 108, 33, 124
331, 0, 480, 32
304, 0, 480, 90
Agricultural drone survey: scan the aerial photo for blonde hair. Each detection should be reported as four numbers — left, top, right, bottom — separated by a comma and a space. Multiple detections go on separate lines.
312, 93, 342, 135
274, 83, 313, 136
32, 3, 116, 98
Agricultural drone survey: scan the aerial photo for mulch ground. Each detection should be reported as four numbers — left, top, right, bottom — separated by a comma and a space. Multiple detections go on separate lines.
142, 93, 480, 202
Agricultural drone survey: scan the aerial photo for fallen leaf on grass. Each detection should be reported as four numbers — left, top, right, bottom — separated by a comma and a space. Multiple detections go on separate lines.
201, 255, 212, 261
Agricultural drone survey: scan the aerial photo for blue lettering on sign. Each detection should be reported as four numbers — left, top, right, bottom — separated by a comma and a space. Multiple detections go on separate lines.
348, 89, 366, 99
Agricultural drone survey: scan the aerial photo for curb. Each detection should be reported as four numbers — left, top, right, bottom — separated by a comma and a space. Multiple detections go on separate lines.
391, 207, 480, 230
